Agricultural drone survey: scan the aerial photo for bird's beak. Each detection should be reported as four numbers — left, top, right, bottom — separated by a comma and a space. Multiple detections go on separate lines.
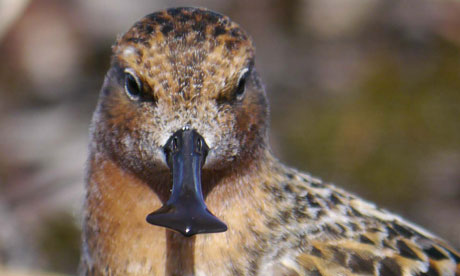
146, 128, 227, 237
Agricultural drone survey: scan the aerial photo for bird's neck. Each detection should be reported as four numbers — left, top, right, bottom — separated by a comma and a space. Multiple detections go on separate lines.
83, 149, 280, 274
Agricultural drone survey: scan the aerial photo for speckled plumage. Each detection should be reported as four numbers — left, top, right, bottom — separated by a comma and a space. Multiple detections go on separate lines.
81, 7, 460, 276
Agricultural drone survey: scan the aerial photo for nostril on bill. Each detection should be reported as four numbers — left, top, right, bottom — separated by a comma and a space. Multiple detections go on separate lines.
172, 136, 179, 152
196, 137, 202, 152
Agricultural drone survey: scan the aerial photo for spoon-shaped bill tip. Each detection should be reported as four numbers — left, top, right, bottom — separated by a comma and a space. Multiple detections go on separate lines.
146, 128, 228, 237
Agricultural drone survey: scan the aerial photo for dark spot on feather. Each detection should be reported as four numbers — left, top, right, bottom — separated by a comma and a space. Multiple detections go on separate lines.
382, 240, 394, 249
208, 14, 220, 24
286, 173, 294, 179
310, 182, 323, 188
335, 223, 346, 234
306, 193, 321, 208
278, 210, 292, 223
424, 246, 448, 260
174, 30, 187, 38
280, 233, 289, 242
149, 15, 168, 25
248, 225, 261, 237
297, 233, 307, 248
161, 24, 173, 35
360, 235, 375, 245
349, 253, 374, 274
310, 228, 320, 235
316, 209, 326, 218
225, 40, 237, 51
247, 247, 263, 261
310, 269, 323, 276
269, 185, 285, 202
230, 28, 241, 37
230, 266, 245, 276
265, 219, 278, 229
295, 195, 304, 205
323, 225, 339, 236
369, 227, 381, 233
331, 248, 347, 266
282, 183, 293, 194
141, 40, 151, 48
177, 12, 192, 23
192, 22, 206, 35
125, 37, 140, 44
311, 246, 323, 257
350, 207, 364, 217
293, 208, 309, 220
348, 222, 360, 231
214, 26, 227, 37
386, 226, 398, 239
145, 25, 154, 33
396, 240, 420, 260
379, 257, 402, 276
329, 193, 343, 205
167, 8, 181, 17
392, 222, 414, 238
248, 258, 259, 275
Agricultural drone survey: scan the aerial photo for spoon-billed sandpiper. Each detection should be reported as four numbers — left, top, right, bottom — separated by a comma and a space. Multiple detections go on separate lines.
81, 7, 460, 276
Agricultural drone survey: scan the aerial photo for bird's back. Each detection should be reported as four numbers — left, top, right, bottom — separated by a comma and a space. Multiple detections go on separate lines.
255, 164, 460, 276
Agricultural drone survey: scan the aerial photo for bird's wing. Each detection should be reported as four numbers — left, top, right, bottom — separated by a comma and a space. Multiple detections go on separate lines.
264, 168, 459, 276
293, 231, 460, 276
282, 194, 460, 276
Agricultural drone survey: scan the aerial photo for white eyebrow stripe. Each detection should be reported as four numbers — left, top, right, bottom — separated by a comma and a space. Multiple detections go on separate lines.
238, 68, 249, 80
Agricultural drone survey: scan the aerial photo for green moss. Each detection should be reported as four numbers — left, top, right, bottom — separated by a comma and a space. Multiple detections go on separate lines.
38, 213, 81, 275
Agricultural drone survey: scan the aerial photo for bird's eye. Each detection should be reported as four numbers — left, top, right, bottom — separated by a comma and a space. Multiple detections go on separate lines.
235, 71, 249, 100
124, 70, 142, 100
216, 68, 251, 105
235, 70, 249, 101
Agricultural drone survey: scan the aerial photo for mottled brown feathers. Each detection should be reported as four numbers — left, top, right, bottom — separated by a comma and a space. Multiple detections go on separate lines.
112, 7, 254, 104
262, 165, 460, 276
81, 7, 459, 276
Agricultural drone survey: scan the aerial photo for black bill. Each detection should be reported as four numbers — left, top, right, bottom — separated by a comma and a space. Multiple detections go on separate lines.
146, 128, 228, 237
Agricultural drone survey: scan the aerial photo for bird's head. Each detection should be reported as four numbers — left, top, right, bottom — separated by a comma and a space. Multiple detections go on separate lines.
92, 7, 269, 236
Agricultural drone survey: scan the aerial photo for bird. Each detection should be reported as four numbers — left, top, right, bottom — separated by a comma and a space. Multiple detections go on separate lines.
80, 7, 460, 276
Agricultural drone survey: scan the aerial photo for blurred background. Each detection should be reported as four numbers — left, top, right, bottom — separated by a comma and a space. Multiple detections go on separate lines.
0, 0, 459, 274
